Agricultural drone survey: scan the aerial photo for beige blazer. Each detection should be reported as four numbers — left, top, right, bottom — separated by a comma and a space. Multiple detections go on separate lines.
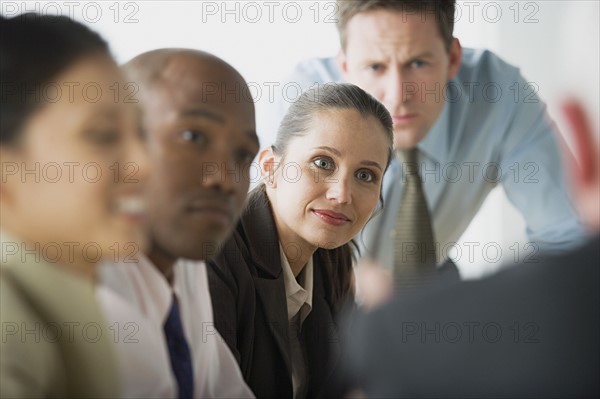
1, 233, 120, 398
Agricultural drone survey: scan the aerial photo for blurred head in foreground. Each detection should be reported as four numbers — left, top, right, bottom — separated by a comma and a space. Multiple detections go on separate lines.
0, 14, 149, 272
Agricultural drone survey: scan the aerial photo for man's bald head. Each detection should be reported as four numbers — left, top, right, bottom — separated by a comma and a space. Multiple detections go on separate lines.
124, 49, 249, 100
124, 48, 259, 278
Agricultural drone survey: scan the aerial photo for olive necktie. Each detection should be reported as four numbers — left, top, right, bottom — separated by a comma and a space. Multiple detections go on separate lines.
393, 148, 437, 291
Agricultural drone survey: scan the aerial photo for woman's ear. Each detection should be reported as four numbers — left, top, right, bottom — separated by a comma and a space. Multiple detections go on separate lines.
258, 146, 279, 188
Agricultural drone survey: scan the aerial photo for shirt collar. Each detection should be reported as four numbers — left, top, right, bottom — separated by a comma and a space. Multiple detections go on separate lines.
279, 244, 313, 324
134, 254, 179, 326
417, 97, 451, 165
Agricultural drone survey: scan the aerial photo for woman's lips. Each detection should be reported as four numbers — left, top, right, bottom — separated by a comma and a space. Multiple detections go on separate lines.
393, 114, 417, 124
114, 196, 146, 223
312, 209, 351, 226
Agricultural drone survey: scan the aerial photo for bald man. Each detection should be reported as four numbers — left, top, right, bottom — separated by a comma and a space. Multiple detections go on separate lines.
96, 49, 258, 398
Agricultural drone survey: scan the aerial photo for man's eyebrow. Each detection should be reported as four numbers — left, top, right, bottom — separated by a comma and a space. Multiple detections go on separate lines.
364, 51, 435, 64
409, 51, 435, 59
180, 108, 225, 124
362, 55, 388, 65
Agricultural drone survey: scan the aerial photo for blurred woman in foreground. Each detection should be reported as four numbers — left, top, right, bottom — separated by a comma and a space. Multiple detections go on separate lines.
0, 14, 148, 397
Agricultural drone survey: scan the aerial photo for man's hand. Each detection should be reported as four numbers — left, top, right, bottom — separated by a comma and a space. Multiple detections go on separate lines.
354, 258, 394, 311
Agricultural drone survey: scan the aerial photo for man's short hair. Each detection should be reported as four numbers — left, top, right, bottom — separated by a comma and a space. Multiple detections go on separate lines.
336, 0, 456, 50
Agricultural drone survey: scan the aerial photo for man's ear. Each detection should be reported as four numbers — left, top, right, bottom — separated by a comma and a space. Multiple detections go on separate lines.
258, 146, 279, 188
337, 49, 349, 79
447, 38, 462, 80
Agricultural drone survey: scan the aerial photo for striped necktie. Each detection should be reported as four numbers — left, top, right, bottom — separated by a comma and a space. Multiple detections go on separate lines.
164, 294, 194, 399
393, 148, 437, 291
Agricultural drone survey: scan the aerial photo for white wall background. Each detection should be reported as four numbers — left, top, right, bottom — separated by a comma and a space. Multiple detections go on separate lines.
4, 0, 598, 278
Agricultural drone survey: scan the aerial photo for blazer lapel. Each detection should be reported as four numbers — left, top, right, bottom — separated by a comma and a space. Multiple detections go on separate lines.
253, 277, 292, 378
303, 254, 341, 398
241, 187, 293, 378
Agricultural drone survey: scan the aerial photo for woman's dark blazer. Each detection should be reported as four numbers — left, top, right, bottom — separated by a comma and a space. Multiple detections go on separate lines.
207, 187, 350, 399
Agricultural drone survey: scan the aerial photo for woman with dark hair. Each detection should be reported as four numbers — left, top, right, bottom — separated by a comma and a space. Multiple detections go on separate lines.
0, 14, 148, 397
208, 83, 393, 398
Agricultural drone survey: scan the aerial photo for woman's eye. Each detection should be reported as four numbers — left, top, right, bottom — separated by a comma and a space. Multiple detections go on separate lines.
181, 130, 206, 143
411, 60, 426, 68
88, 130, 120, 146
314, 158, 334, 170
356, 169, 375, 182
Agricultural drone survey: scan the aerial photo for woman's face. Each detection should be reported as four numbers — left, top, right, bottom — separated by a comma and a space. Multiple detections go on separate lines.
264, 108, 390, 254
1, 54, 149, 267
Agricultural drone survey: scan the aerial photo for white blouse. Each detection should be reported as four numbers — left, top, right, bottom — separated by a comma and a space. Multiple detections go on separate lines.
280, 245, 314, 399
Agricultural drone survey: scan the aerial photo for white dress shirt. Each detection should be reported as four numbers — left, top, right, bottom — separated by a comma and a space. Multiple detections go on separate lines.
96, 255, 254, 398
280, 245, 314, 399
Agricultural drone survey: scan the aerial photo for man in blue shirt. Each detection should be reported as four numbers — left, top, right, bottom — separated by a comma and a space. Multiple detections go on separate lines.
273, 0, 584, 270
